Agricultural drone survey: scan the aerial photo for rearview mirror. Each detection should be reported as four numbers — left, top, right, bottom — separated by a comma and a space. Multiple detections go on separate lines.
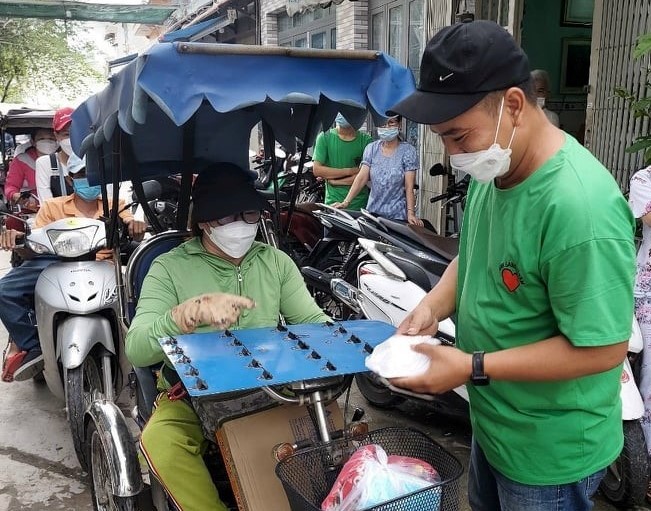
429, 163, 447, 177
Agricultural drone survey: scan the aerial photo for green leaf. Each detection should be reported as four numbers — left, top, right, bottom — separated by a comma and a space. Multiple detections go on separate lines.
634, 33, 651, 58
626, 137, 651, 154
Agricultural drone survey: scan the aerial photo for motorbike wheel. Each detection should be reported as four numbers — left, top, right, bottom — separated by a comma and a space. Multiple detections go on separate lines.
599, 419, 649, 508
86, 421, 138, 511
66, 355, 103, 471
355, 373, 405, 409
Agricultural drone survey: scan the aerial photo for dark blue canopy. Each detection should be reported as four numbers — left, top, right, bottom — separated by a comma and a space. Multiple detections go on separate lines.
71, 42, 417, 184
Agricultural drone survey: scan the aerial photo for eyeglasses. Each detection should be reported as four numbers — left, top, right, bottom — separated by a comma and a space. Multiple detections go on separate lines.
213, 210, 261, 226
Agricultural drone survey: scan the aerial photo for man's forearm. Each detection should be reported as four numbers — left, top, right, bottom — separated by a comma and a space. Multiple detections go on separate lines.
484, 336, 628, 381
313, 163, 355, 180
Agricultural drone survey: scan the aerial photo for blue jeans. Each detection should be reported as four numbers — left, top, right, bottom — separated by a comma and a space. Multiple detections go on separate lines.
0, 257, 57, 352
468, 438, 606, 511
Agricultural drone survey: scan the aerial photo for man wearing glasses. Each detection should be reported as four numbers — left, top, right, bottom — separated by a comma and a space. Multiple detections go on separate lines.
125, 163, 329, 511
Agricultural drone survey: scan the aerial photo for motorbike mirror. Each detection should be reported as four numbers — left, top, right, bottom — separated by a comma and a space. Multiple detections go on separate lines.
132, 180, 163, 203
0, 211, 31, 235
429, 163, 447, 177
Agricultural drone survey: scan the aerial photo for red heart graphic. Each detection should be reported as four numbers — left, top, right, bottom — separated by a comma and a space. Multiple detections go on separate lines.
501, 269, 520, 292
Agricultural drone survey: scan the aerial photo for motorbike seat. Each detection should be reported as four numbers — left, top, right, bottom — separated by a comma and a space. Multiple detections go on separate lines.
125, 230, 190, 325
378, 218, 459, 261
385, 250, 446, 291
258, 188, 291, 202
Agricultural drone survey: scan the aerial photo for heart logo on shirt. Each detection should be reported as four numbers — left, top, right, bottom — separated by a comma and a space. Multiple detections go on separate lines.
501, 268, 521, 293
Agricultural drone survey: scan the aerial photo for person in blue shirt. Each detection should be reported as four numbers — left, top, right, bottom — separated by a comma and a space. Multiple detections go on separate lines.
333, 115, 423, 226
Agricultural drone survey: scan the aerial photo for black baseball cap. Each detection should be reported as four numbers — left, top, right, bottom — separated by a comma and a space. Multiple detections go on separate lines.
389, 20, 530, 124
192, 163, 272, 223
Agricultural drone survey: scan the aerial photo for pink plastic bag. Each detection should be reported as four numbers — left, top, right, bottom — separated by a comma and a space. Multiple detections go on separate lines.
321, 444, 441, 511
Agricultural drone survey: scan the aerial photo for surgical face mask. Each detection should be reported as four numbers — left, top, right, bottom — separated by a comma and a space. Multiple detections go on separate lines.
536, 97, 546, 109
35, 139, 57, 155
59, 137, 73, 156
72, 178, 101, 201
207, 221, 258, 259
449, 97, 516, 184
377, 127, 399, 142
335, 113, 351, 129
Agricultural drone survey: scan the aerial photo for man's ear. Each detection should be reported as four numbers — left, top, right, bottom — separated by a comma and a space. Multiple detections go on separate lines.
505, 87, 526, 127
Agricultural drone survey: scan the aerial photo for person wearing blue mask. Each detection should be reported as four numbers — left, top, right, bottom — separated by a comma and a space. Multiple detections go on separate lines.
313, 112, 372, 210
0, 154, 147, 382
333, 115, 424, 226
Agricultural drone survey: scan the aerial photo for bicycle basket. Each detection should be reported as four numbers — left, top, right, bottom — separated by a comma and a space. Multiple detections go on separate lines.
275, 427, 462, 511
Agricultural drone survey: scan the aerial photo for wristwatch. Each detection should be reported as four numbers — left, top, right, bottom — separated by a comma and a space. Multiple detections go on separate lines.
470, 351, 490, 386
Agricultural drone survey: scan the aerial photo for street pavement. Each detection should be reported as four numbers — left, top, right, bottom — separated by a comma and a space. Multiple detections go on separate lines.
0, 249, 644, 510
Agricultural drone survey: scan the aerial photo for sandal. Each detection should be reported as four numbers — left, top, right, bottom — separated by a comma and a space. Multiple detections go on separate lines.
1, 340, 26, 383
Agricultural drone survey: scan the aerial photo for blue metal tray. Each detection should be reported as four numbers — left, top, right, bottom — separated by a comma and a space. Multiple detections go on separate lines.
158, 320, 395, 397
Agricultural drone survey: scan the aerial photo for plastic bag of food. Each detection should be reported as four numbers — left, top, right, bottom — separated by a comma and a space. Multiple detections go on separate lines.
365, 334, 439, 378
321, 444, 440, 511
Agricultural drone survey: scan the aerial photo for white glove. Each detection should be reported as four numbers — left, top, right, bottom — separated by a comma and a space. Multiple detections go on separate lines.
171, 293, 256, 334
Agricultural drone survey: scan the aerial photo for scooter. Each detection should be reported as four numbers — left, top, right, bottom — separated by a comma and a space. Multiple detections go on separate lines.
6, 216, 130, 471
0, 182, 161, 472
326, 237, 650, 508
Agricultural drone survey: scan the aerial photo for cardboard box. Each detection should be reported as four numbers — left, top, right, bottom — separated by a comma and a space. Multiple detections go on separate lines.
216, 402, 344, 511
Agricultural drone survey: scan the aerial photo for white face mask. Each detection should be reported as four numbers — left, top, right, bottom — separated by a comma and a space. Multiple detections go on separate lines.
36, 139, 57, 155
449, 97, 516, 184
536, 97, 546, 109
206, 221, 258, 259
59, 138, 73, 156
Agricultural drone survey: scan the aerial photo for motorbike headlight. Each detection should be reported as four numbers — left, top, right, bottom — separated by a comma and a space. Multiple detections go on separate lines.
47, 225, 98, 257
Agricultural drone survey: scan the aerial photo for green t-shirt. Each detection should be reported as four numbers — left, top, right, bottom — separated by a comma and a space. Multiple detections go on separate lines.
313, 128, 372, 210
457, 135, 635, 485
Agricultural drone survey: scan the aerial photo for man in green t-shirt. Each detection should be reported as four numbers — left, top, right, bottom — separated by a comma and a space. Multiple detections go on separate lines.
389, 20, 635, 511
313, 113, 372, 210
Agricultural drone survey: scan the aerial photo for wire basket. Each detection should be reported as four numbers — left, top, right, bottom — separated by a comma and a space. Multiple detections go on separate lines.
275, 427, 463, 511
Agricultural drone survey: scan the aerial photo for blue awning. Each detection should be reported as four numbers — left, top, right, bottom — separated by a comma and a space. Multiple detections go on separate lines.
71, 42, 417, 183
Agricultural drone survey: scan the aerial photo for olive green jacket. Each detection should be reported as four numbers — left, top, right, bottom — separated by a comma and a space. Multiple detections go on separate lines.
126, 238, 329, 367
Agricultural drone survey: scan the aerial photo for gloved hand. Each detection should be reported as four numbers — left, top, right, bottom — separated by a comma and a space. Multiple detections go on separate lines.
171, 293, 256, 333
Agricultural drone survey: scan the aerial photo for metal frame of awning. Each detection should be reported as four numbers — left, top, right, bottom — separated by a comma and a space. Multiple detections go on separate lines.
0, 0, 177, 24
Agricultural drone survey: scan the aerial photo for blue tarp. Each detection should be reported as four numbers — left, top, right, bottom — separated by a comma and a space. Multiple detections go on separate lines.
71, 42, 417, 183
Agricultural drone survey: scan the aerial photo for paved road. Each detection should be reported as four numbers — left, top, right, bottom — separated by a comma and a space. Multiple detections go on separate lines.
0, 249, 645, 510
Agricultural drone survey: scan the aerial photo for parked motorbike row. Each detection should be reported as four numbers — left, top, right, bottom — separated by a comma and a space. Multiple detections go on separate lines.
295, 180, 651, 508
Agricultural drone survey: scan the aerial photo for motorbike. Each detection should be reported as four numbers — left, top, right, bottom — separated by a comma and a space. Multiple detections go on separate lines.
317, 234, 650, 508
0, 181, 162, 471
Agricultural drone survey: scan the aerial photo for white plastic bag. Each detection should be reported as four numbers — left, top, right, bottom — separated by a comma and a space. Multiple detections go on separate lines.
365, 334, 439, 378
321, 444, 441, 511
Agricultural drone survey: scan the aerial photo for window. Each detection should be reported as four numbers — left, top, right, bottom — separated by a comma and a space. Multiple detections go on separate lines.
277, 5, 337, 48
370, 0, 425, 146
408, 0, 424, 75
311, 32, 326, 49
370, 0, 423, 66
388, 6, 403, 59
371, 12, 385, 51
